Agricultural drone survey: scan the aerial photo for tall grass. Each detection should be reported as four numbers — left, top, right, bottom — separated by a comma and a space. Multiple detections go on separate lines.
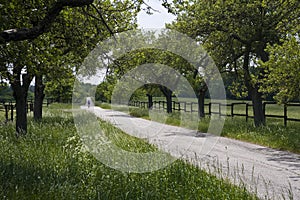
221, 118, 300, 153
0, 106, 257, 199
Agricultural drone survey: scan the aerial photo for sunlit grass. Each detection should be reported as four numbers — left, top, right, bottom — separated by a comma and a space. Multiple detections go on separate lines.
0, 105, 258, 199
221, 117, 300, 153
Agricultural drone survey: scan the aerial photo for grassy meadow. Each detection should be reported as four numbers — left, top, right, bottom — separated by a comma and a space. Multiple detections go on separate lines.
0, 103, 258, 199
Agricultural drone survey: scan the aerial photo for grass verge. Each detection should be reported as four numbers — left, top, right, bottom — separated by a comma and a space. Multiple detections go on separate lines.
0, 105, 257, 199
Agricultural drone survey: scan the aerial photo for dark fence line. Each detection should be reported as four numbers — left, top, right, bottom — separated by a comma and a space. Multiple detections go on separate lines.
0, 98, 72, 106
0, 98, 63, 122
0, 101, 34, 122
129, 100, 300, 126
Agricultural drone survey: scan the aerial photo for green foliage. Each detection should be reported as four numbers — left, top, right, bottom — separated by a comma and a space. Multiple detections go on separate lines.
0, 84, 13, 100
129, 107, 149, 118
0, 0, 144, 133
0, 105, 257, 199
167, 0, 300, 98
97, 102, 112, 109
260, 36, 300, 103
96, 30, 207, 103
167, 0, 300, 126
45, 69, 75, 102
95, 75, 117, 102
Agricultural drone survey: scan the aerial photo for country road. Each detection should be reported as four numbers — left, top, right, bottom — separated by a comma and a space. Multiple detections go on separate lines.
87, 106, 300, 200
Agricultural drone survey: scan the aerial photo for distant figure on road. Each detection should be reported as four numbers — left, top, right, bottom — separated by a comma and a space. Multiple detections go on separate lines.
86, 97, 93, 108
87, 99, 91, 108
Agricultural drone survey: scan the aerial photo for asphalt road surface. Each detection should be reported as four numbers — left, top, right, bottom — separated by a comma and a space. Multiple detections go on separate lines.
88, 107, 300, 200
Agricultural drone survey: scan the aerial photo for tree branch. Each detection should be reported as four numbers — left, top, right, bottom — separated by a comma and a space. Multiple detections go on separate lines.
0, 0, 94, 44
90, 4, 115, 38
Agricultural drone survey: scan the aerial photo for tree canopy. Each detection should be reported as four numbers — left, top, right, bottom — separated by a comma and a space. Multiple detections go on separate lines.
0, 0, 143, 134
260, 35, 300, 103
166, 0, 300, 126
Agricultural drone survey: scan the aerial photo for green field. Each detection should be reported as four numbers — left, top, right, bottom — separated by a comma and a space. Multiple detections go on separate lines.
0, 104, 258, 199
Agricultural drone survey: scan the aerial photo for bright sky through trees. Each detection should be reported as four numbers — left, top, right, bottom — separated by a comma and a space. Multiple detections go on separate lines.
137, 0, 175, 28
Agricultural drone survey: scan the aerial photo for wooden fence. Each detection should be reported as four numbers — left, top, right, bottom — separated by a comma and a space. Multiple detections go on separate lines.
0, 98, 57, 122
129, 100, 300, 126
0, 101, 34, 122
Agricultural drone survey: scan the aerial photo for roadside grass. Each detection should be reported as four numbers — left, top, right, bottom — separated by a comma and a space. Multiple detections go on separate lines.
0, 105, 258, 199
95, 102, 111, 109
221, 118, 300, 154
47, 102, 73, 110
0, 110, 5, 123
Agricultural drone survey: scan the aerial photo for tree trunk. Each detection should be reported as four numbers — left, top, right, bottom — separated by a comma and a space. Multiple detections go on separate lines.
147, 94, 153, 109
251, 87, 265, 126
243, 46, 265, 127
166, 92, 172, 113
197, 91, 206, 118
34, 73, 45, 121
160, 86, 173, 113
197, 82, 208, 118
11, 72, 32, 136
14, 86, 28, 134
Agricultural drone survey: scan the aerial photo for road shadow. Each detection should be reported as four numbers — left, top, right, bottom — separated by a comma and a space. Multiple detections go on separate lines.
255, 147, 300, 169
107, 114, 134, 118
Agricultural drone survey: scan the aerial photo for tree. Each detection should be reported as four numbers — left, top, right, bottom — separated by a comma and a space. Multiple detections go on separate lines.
260, 35, 300, 103
0, 0, 143, 135
166, 0, 300, 126
0, 41, 35, 133
95, 29, 212, 116
32, 1, 142, 120
106, 47, 186, 113
96, 76, 116, 103
44, 68, 75, 103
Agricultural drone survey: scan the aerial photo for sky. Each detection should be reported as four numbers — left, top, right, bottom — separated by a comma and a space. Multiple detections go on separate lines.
137, 0, 176, 28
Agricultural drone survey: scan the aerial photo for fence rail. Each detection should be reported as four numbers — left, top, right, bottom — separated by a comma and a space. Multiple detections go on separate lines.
129, 100, 300, 126
0, 98, 59, 122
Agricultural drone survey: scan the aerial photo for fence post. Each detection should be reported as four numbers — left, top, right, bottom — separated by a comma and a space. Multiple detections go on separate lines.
190, 102, 193, 112
208, 103, 211, 115
231, 104, 234, 118
30, 102, 34, 112
246, 103, 249, 122
263, 102, 266, 121
10, 104, 13, 121
284, 104, 287, 127
178, 102, 181, 111
184, 102, 186, 112
219, 103, 221, 117
5, 105, 8, 121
